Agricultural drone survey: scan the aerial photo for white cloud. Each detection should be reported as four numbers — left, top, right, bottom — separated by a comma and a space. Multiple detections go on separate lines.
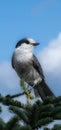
38, 33, 61, 96
38, 33, 61, 73
0, 61, 20, 95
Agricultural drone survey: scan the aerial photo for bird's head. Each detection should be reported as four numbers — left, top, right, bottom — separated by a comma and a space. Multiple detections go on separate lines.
15, 38, 40, 52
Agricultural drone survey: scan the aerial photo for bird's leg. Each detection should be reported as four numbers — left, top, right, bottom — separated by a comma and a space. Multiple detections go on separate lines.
20, 79, 35, 104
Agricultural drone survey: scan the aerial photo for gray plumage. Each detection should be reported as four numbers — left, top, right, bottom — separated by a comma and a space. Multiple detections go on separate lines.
12, 38, 55, 100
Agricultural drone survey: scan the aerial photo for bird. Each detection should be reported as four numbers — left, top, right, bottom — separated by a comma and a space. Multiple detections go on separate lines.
12, 38, 55, 100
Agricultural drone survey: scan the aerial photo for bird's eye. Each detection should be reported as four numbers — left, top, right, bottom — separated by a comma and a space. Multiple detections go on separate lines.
25, 41, 29, 44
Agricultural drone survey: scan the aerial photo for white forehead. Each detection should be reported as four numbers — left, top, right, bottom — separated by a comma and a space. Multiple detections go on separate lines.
27, 38, 36, 43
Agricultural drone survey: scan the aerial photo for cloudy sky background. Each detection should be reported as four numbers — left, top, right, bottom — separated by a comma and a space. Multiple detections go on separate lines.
0, 0, 61, 128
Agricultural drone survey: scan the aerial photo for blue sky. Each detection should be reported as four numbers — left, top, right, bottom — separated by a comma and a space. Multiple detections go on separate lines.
0, 0, 61, 61
0, 0, 61, 127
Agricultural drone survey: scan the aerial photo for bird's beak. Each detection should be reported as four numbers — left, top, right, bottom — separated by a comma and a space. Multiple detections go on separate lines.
31, 43, 40, 46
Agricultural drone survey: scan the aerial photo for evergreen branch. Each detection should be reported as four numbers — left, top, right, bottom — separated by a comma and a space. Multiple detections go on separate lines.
6, 92, 25, 99
52, 124, 61, 130
43, 96, 61, 105
1, 94, 61, 129
51, 106, 61, 116
44, 124, 61, 130
50, 106, 61, 120
0, 118, 6, 130
39, 104, 53, 114
6, 116, 19, 130
34, 117, 53, 129
53, 113, 61, 120
29, 103, 40, 127
9, 106, 29, 124
43, 128, 52, 130
0, 94, 25, 109
17, 125, 32, 130
44, 128, 50, 130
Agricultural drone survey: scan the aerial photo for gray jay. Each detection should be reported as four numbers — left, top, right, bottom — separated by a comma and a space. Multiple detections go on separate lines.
12, 38, 55, 100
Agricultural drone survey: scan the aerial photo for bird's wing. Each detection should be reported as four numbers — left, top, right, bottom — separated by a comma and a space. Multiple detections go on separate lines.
32, 55, 44, 79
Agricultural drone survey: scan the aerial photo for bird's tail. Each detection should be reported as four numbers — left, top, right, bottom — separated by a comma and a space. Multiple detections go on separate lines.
34, 80, 55, 100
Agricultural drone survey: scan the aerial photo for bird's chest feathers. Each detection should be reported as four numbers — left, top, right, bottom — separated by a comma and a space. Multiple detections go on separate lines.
15, 48, 32, 63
